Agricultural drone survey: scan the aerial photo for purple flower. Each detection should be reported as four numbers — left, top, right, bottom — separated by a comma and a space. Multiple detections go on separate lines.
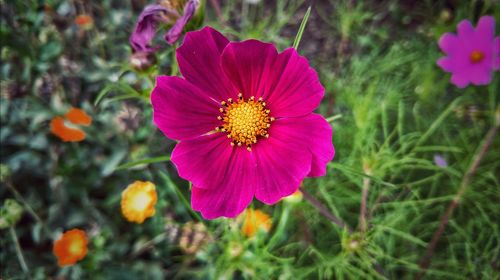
164, 0, 198, 45
437, 16, 500, 88
434, 154, 448, 168
129, 0, 199, 53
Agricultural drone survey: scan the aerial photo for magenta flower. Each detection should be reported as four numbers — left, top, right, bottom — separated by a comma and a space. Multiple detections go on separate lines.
129, 0, 199, 53
151, 27, 335, 219
437, 16, 500, 88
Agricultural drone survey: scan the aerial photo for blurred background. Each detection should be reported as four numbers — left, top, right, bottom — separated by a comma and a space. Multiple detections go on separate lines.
1, 0, 499, 279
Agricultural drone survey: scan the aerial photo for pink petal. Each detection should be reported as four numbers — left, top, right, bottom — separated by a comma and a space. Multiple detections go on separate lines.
221, 41, 323, 118
171, 133, 234, 191
457, 19, 475, 38
278, 114, 335, 177
494, 37, 500, 71
252, 121, 313, 204
190, 147, 257, 219
176, 27, 238, 101
220, 40, 277, 101
438, 33, 459, 54
469, 65, 492, 85
266, 48, 325, 118
437, 57, 454, 72
151, 76, 221, 140
475, 16, 495, 40
450, 71, 471, 88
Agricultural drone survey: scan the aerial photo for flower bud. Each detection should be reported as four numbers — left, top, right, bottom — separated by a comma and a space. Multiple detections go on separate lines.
0, 164, 11, 183
0, 199, 23, 229
129, 51, 157, 71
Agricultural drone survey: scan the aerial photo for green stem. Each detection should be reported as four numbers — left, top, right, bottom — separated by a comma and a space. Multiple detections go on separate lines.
170, 44, 179, 76
115, 155, 170, 171
10, 226, 30, 278
268, 204, 291, 249
416, 111, 500, 279
6, 182, 51, 237
301, 188, 352, 233
130, 232, 167, 258
326, 114, 343, 123
159, 171, 203, 222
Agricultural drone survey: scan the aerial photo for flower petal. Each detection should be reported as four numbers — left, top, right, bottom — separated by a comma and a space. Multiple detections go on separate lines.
65, 108, 92, 126
220, 40, 277, 100
437, 57, 454, 72
494, 37, 500, 71
469, 64, 492, 85
50, 117, 86, 142
177, 27, 238, 101
278, 114, 335, 177
164, 0, 198, 45
475, 16, 495, 40
129, 4, 178, 52
438, 33, 458, 54
151, 76, 221, 140
252, 120, 313, 204
171, 133, 234, 191
457, 19, 475, 39
450, 71, 471, 88
191, 147, 257, 219
221, 41, 324, 117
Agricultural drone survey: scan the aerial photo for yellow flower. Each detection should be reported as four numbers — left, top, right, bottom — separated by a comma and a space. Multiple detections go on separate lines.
240, 209, 272, 237
53, 229, 88, 267
121, 181, 157, 223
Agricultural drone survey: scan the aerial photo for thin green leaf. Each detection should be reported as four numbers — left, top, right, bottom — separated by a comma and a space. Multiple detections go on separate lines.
292, 6, 311, 50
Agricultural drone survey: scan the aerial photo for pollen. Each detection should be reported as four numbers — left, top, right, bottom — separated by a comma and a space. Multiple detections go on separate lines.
469, 50, 484, 63
216, 93, 274, 151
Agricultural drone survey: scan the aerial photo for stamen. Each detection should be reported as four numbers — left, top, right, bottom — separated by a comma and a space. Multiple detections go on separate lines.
470, 50, 484, 63
215, 93, 273, 151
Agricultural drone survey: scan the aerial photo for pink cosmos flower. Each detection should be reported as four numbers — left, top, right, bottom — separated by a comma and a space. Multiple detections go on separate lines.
151, 27, 335, 219
437, 16, 500, 88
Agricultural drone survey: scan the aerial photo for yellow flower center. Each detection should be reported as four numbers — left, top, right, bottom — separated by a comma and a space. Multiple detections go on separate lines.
469, 50, 484, 63
131, 192, 153, 211
216, 93, 274, 151
68, 239, 84, 255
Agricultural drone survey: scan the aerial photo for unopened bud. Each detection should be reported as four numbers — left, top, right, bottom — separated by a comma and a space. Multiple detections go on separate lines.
0, 199, 23, 229
130, 51, 157, 71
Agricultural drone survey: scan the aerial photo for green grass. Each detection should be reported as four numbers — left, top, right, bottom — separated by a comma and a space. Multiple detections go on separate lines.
1, 0, 499, 279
